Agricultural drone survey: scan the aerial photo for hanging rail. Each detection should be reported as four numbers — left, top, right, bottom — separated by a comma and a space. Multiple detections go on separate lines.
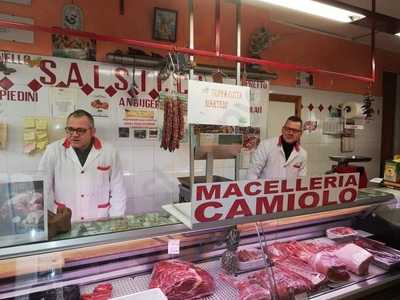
0, 19, 374, 83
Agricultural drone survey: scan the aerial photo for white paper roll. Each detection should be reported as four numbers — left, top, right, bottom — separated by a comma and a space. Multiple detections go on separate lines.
343, 102, 364, 119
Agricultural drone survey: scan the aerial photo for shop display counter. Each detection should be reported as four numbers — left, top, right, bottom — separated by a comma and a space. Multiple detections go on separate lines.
0, 188, 399, 299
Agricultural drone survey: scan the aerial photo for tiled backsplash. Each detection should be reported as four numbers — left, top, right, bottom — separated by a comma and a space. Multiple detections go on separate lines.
1, 84, 383, 215
270, 85, 382, 179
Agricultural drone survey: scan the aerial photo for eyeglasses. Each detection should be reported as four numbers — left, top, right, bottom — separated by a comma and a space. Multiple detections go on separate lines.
65, 127, 91, 135
283, 126, 302, 134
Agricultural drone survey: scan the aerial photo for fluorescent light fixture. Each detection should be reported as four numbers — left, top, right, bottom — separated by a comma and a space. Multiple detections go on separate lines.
396, 32, 400, 37
258, 0, 365, 23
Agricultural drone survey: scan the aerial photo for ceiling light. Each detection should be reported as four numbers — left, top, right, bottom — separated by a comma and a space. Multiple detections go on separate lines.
258, 0, 365, 23
396, 32, 400, 37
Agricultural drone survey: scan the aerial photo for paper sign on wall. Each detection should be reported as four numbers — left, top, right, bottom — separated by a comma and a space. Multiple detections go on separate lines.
191, 174, 359, 225
49, 87, 77, 118
188, 80, 250, 126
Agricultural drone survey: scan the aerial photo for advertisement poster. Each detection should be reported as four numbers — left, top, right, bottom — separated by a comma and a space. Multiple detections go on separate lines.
188, 80, 250, 126
88, 94, 110, 118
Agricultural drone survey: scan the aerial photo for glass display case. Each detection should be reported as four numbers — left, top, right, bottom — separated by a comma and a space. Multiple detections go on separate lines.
0, 187, 399, 300
0, 172, 47, 248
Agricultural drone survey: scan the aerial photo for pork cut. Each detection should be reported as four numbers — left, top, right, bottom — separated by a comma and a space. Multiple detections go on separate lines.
219, 272, 271, 300
265, 241, 350, 282
149, 260, 215, 300
274, 256, 326, 288
248, 267, 312, 300
334, 243, 373, 275
237, 248, 264, 262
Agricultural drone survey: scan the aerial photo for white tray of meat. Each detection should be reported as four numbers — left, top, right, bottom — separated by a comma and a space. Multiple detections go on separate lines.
237, 248, 265, 271
326, 226, 358, 242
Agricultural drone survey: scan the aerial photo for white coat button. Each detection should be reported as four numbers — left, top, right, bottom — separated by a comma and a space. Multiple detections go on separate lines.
81, 170, 84, 174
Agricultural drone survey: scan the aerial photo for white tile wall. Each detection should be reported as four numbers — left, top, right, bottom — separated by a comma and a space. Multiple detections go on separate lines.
270, 85, 383, 179
1, 83, 384, 215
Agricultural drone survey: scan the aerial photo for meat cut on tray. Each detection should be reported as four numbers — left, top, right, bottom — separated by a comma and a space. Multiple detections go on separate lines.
354, 237, 400, 268
222, 264, 316, 300
334, 243, 374, 276
149, 260, 215, 300
81, 283, 113, 300
265, 241, 350, 282
237, 248, 264, 262
273, 256, 326, 288
326, 226, 358, 240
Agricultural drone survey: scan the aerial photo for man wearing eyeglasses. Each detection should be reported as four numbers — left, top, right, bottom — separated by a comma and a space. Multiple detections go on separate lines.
39, 109, 127, 222
247, 115, 307, 180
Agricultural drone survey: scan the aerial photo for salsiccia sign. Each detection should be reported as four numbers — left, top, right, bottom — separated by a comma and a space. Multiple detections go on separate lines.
191, 174, 360, 225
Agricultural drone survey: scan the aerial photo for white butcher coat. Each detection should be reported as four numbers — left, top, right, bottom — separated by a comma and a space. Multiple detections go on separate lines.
247, 136, 307, 180
39, 137, 127, 222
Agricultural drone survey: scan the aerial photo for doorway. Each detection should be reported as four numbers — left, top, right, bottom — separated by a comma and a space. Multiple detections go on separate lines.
267, 93, 302, 138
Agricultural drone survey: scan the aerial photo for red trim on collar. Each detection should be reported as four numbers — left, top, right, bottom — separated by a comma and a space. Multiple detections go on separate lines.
278, 135, 300, 152
62, 138, 71, 148
93, 136, 102, 149
62, 137, 102, 149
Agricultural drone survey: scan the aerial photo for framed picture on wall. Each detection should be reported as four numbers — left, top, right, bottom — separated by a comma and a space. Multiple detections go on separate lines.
153, 7, 177, 42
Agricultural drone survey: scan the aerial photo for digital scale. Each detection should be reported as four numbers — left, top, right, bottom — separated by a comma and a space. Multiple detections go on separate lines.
328, 155, 371, 188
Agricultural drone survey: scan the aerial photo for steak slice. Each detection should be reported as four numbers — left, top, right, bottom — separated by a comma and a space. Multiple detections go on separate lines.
149, 260, 215, 300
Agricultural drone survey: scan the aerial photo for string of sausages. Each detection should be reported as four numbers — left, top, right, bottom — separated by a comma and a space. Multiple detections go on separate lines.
161, 97, 185, 152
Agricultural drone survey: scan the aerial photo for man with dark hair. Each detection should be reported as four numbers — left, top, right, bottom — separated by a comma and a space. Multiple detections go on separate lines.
247, 115, 307, 180
39, 109, 126, 222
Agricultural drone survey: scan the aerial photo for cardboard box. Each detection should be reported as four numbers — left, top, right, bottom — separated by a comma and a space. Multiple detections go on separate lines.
384, 160, 400, 183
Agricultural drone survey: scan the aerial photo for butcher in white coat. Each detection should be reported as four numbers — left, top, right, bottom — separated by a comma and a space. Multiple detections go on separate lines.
247, 115, 307, 180
39, 110, 127, 222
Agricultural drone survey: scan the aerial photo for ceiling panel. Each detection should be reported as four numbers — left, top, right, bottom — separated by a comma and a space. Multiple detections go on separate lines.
243, 0, 400, 53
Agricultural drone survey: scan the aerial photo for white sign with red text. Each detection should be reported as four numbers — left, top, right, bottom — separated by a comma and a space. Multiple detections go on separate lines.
191, 174, 359, 225
188, 80, 250, 126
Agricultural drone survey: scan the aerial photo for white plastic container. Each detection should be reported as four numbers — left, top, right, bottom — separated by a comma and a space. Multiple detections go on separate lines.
326, 226, 358, 242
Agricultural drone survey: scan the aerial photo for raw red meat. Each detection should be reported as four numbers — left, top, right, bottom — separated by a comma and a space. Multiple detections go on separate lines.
328, 227, 356, 236
237, 248, 264, 262
219, 272, 271, 300
265, 241, 350, 282
248, 267, 312, 300
149, 260, 215, 300
81, 283, 113, 300
334, 243, 373, 275
309, 251, 350, 282
238, 282, 271, 300
274, 256, 326, 288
